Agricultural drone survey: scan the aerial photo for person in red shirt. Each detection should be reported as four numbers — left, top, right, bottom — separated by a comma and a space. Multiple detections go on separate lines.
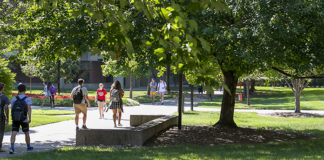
95, 83, 107, 119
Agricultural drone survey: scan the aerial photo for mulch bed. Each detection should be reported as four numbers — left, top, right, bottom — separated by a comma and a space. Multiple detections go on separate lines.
263, 112, 324, 118
145, 125, 315, 146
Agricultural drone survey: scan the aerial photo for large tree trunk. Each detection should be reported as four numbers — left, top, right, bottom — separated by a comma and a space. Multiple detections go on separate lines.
178, 72, 183, 130
129, 75, 133, 99
215, 70, 238, 128
57, 59, 61, 95
166, 63, 171, 94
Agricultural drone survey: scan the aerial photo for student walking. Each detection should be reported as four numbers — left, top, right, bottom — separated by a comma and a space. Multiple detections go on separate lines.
41, 82, 50, 106
9, 84, 33, 154
110, 81, 124, 128
71, 79, 91, 130
0, 82, 9, 152
157, 79, 167, 105
150, 78, 157, 104
95, 83, 107, 119
48, 82, 56, 108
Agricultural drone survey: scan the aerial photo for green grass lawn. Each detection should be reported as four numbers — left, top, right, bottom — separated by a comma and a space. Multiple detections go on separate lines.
4, 109, 74, 132
7, 111, 324, 160
198, 87, 324, 110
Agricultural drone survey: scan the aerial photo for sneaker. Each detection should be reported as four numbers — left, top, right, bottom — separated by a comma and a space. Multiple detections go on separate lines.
82, 125, 88, 129
76, 126, 80, 130
27, 146, 34, 151
9, 148, 14, 154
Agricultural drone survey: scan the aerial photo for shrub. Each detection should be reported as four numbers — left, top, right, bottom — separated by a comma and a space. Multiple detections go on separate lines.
0, 59, 16, 97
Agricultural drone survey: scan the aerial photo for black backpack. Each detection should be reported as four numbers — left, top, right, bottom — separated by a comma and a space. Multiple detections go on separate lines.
73, 86, 83, 104
12, 96, 28, 122
110, 89, 120, 102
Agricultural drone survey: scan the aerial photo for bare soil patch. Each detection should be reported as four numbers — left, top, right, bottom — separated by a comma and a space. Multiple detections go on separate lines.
263, 112, 324, 118
145, 126, 315, 146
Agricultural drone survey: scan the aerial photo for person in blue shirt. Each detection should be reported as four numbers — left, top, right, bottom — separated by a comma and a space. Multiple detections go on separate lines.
150, 78, 157, 104
0, 82, 9, 152
9, 84, 33, 154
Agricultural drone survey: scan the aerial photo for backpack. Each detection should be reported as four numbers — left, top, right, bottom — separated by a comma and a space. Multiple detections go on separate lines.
72, 86, 83, 104
12, 96, 28, 122
110, 89, 120, 102
50, 86, 56, 95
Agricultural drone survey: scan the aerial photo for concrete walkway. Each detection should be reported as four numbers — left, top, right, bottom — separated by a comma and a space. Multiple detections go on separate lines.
1, 97, 324, 158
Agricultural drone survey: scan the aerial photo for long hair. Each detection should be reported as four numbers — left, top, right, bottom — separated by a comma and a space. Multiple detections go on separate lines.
111, 81, 122, 91
47, 82, 52, 90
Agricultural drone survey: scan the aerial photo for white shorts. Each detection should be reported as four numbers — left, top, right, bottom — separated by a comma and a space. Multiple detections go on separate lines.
159, 91, 166, 95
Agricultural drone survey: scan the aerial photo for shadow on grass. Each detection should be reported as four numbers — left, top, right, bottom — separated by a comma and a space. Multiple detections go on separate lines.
11, 130, 324, 160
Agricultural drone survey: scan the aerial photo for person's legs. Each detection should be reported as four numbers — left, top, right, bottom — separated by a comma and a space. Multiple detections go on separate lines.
80, 104, 87, 129
161, 92, 165, 104
99, 102, 104, 118
24, 132, 30, 146
51, 95, 55, 107
9, 131, 18, 153
10, 131, 18, 145
75, 113, 79, 126
112, 109, 117, 127
97, 102, 102, 118
21, 123, 33, 151
0, 120, 5, 151
117, 108, 122, 125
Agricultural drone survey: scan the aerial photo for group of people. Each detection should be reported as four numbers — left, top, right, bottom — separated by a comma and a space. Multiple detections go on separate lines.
149, 78, 167, 105
71, 79, 124, 129
0, 78, 125, 154
41, 82, 56, 108
0, 82, 33, 154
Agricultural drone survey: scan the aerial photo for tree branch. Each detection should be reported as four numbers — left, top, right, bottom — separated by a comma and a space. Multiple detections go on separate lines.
272, 67, 324, 79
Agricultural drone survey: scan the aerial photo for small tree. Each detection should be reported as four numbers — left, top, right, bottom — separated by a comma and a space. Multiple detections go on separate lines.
21, 60, 39, 94
38, 59, 80, 94
285, 78, 310, 113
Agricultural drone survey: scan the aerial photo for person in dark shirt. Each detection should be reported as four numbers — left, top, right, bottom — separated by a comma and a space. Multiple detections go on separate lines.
0, 82, 9, 152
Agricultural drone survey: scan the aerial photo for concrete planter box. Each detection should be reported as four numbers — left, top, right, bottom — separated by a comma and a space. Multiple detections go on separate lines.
76, 115, 178, 146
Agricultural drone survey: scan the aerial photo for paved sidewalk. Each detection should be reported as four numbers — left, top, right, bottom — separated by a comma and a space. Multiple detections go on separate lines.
1, 97, 324, 158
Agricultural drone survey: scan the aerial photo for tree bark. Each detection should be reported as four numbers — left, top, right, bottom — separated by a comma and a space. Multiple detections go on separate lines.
285, 78, 309, 113
129, 75, 133, 99
295, 92, 301, 113
30, 77, 32, 94
215, 69, 238, 128
57, 59, 61, 95
178, 72, 183, 130
246, 80, 250, 106
166, 63, 171, 94
250, 79, 256, 94
190, 85, 194, 111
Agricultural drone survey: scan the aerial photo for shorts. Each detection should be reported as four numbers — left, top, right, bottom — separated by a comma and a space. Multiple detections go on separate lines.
12, 121, 29, 132
159, 91, 166, 96
97, 99, 105, 102
150, 91, 156, 96
74, 104, 87, 114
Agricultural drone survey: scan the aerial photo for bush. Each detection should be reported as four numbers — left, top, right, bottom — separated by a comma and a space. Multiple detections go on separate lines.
0, 59, 16, 97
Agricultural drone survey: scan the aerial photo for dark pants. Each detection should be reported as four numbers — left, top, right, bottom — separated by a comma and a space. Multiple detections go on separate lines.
50, 95, 55, 107
0, 120, 5, 148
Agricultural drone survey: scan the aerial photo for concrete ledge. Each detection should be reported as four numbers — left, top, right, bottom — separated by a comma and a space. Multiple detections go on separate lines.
76, 115, 178, 146
130, 115, 164, 127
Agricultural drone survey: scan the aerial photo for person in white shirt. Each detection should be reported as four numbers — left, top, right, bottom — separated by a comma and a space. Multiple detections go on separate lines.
157, 79, 167, 105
